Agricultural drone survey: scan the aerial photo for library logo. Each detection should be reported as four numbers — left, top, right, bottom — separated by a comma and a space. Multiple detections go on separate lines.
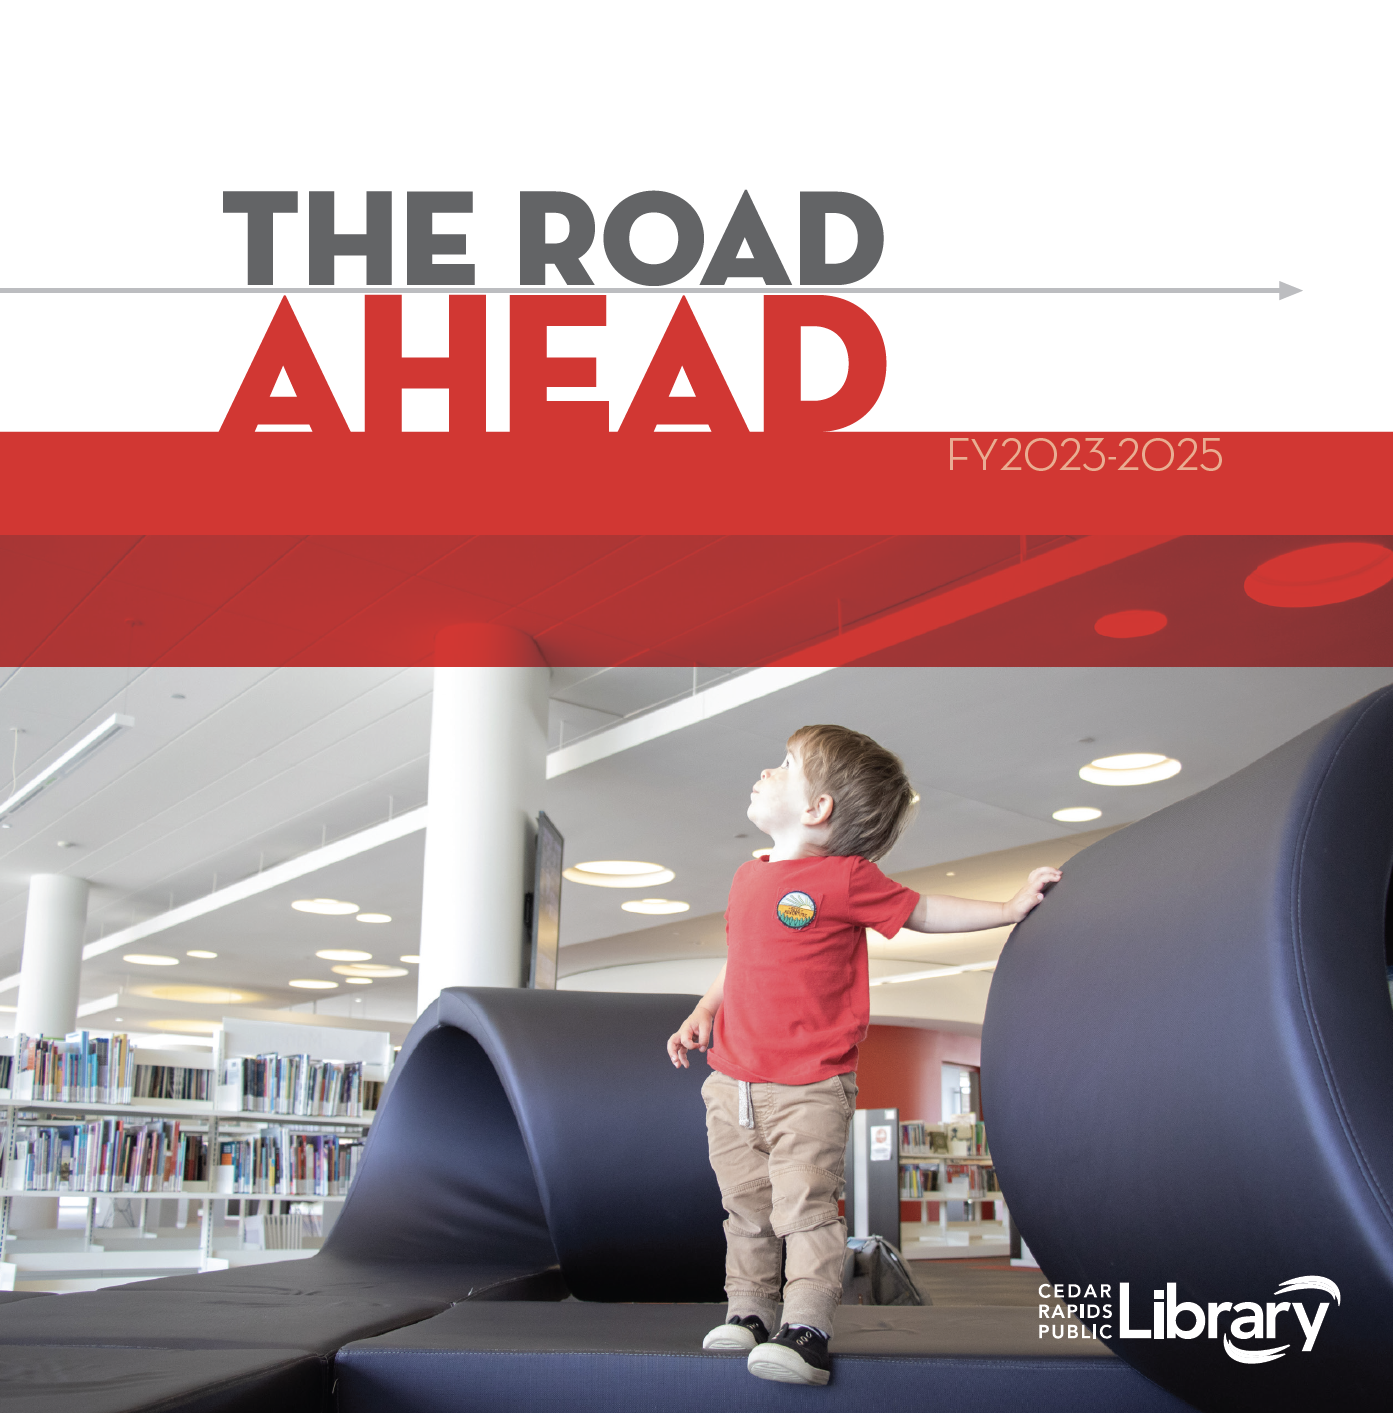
1116, 1276, 1339, 1363
1039, 1276, 1339, 1361
775, 891, 816, 930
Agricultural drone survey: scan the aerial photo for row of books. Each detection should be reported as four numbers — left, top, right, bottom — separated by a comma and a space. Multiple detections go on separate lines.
217, 1128, 364, 1196
12, 1033, 215, 1105
6, 1118, 199, 1193
17, 1033, 138, 1104
901, 1161, 1001, 1199
4, 1033, 382, 1115
900, 1121, 945, 1152
134, 1063, 212, 1103
4, 1118, 369, 1196
221, 1055, 378, 1117
900, 1115, 990, 1158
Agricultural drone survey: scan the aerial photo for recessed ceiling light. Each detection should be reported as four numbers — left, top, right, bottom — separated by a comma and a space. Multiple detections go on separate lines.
1244, 542, 1393, 607
171, 693, 186, 700
131, 984, 252, 1004
1079, 754, 1181, 786
1053, 807, 1103, 822
331, 963, 409, 978
124, 953, 179, 966
288, 979, 339, 990
56, 840, 77, 849
316, 949, 373, 963
356, 913, 392, 924
344, 976, 374, 985
621, 899, 691, 915
185, 950, 218, 959
399, 954, 421, 964
1094, 609, 1168, 639
291, 898, 359, 915
563, 861, 675, 889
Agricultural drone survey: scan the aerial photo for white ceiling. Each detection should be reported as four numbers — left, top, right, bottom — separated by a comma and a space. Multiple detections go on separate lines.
544, 666, 1393, 946
0, 666, 433, 946
1, 664, 1390, 1032
0, 664, 743, 961
548, 667, 750, 749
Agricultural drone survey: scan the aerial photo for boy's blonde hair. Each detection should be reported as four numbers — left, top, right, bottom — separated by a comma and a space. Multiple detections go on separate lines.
788, 724, 918, 861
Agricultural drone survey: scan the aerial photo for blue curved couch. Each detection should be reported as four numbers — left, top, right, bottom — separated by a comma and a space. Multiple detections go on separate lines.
984, 684, 1393, 1410
0, 984, 1195, 1410
323, 987, 727, 1301
0, 989, 720, 1409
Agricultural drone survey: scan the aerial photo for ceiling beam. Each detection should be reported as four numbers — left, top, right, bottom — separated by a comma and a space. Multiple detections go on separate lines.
771, 536, 1177, 666
546, 666, 835, 778
0, 805, 429, 994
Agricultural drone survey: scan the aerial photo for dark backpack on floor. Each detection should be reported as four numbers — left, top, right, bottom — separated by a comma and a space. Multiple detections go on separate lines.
841, 1235, 927, 1306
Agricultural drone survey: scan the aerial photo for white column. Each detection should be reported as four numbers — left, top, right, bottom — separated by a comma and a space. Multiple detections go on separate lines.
16, 874, 89, 1038
417, 627, 550, 1012
10, 874, 89, 1234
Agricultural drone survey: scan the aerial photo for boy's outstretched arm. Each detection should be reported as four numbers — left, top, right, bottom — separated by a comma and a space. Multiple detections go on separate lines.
902, 865, 1061, 934
666, 963, 726, 1068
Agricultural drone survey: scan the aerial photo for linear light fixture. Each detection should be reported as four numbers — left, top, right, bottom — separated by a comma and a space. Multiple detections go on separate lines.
869, 960, 998, 987
0, 713, 134, 823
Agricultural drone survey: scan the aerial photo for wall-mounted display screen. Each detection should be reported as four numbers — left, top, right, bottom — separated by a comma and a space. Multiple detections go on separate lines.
529, 811, 563, 990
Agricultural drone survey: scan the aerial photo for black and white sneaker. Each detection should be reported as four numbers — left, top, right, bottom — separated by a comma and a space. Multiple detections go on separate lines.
747, 1323, 832, 1385
702, 1314, 771, 1351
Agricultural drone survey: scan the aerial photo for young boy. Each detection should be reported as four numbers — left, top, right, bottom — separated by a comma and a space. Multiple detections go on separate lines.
667, 724, 1060, 1386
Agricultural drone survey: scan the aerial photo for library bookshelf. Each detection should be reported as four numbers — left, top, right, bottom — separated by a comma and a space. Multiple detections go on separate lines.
899, 1117, 1009, 1256
0, 1017, 390, 1292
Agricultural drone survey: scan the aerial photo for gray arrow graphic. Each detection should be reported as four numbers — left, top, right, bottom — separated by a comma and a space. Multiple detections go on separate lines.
0, 282, 1303, 297
849, 282, 1303, 299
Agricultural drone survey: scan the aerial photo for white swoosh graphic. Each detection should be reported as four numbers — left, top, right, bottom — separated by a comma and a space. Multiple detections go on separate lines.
1223, 1337, 1288, 1365
1274, 1276, 1340, 1305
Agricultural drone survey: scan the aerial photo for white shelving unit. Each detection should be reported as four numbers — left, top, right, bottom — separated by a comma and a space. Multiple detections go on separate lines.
0, 1017, 390, 1292
0, 1096, 378, 1122
899, 1119, 1010, 1258
899, 1151, 1005, 1235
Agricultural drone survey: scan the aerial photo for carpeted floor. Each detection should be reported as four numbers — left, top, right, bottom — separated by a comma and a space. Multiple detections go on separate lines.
907, 1257, 1044, 1307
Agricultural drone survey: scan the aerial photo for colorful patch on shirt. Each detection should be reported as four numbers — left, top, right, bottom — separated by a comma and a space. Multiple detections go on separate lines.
775, 890, 817, 930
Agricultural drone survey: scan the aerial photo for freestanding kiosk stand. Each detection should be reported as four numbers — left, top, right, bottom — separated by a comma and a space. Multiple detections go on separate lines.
845, 1107, 901, 1249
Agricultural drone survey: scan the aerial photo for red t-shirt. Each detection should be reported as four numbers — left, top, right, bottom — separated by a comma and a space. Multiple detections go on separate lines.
709, 854, 920, 1085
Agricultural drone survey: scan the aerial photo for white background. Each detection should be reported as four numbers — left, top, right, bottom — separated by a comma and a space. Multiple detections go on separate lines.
0, 3, 1386, 431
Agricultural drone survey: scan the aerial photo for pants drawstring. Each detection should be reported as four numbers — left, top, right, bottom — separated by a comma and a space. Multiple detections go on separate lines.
738, 1080, 755, 1129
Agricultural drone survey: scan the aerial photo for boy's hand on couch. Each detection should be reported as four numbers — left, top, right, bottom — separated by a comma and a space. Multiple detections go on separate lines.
1002, 866, 1062, 924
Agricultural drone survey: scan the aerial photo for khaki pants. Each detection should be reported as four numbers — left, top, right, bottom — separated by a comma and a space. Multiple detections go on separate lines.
701, 1067, 857, 1337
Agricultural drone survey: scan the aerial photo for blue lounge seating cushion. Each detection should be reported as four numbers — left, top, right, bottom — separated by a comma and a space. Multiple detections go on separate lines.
0, 1343, 322, 1413
0, 1288, 453, 1353
334, 1303, 1193, 1413
340, 1300, 1117, 1357
105, 1254, 566, 1305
